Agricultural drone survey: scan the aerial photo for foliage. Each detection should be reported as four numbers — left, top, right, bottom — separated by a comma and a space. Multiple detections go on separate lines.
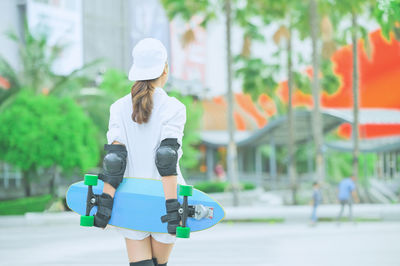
88, 68, 134, 143
194, 180, 256, 193
333, 0, 378, 44
295, 144, 313, 175
374, 0, 400, 40
0, 91, 99, 174
294, 71, 312, 94
0, 22, 100, 109
326, 152, 376, 185
234, 55, 278, 100
168, 91, 203, 173
0, 57, 21, 110
321, 59, 340, 95
0, 194, 52, 215
99, 68, 132, 101
234, 0, 341, 108
160, 0, 217, 27
2, 24, 63, 95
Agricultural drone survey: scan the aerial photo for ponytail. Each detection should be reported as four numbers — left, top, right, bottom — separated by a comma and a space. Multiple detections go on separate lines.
131, 79, 156, 124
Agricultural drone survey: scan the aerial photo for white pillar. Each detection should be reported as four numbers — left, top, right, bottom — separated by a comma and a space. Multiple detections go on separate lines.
269, 138, 277, 188
255, 146, 262, 187
238, 147, 244, 173
206, 146, 214, 181
4, 163, 9, 188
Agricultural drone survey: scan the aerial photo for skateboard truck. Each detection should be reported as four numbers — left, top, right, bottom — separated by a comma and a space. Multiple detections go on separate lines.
172, 185, 213, 238
190, 205, 214, 220
160, 185, 214, 238
80, 174, 99, 227
174, 184, 192, 238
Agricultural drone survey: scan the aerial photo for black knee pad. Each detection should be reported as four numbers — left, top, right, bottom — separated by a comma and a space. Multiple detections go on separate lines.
93, 193, 114, 228
129, 259, 154, 266
99, 144, 127, 189
151, 258, 167, 266
155, 138, 179, 176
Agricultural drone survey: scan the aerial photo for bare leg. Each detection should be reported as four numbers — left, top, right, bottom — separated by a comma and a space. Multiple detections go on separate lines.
125, 237, 153, 263
348, 201, 353, 221
337, 201, 345, 221
151, 237, 174, 265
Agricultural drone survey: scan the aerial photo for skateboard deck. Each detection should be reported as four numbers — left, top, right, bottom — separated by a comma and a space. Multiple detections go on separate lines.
66, 176, 225, 235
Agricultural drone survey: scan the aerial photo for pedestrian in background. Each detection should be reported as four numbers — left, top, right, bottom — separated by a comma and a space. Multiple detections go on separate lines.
214, 161, 226, 181
337, 176, 360, 224
310, 182, 322, 226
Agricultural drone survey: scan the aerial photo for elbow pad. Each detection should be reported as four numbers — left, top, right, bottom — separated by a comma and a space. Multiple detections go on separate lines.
155, 138, 179, 177
99, 144, 127, 189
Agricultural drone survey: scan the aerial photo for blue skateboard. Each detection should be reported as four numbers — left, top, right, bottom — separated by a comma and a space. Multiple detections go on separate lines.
66, 175, 225, 238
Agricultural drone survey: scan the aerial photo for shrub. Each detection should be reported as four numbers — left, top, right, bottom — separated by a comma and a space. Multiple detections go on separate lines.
0, 194, 53, 215
194, 181, 256, 193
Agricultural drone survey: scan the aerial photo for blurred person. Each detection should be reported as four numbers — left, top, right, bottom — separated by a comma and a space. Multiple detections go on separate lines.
337, 176, 359, 224
310, 182, 322, 226
214, 162, 226, 181
96, 38, 186, 266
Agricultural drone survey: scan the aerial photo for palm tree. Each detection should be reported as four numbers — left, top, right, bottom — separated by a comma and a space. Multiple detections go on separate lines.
239, 0, 307, 204
0, 23, 109, 136
309, 0, 324, 184
351, 11, 360, 180
161, 0, 241, 205
333, 0, 377, 180
0, 22, 101, 103
225, 0, 240, 206
286, 22, 297, 203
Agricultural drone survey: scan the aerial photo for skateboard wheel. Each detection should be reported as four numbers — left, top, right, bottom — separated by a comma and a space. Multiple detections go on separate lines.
176, 226, 190, 238
80, 215, 94, 226
84, 174, 98, 186
179, 185, 193, 197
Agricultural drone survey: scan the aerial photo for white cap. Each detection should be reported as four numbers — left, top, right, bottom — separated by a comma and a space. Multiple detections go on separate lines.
128, 38, 168, 81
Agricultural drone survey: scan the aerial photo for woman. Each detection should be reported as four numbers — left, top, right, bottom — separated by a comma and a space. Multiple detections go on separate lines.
95, 38, 186, 266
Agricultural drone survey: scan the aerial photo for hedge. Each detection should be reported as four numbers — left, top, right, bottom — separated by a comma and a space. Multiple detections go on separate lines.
0, 194, 53, 215
194, 181, 256, 193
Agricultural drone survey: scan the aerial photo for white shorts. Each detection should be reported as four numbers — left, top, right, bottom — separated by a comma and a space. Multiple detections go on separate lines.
114, 226, 176, 244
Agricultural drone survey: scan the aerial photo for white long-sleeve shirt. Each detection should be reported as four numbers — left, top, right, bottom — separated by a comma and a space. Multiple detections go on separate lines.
106, 87, 186, 185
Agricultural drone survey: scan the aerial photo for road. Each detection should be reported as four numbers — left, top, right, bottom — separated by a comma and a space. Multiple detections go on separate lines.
1, 216, 399, 266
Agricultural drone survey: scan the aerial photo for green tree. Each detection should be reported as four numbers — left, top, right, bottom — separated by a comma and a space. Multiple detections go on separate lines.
333, 0, 377, 181
162, 0, 241, 205
162, 0, 216, 21
0, 91, 99, 196
326, 152, 376, 187
244, 0, 308, 204
302, 0, 341, 184
375, 0, 400, 40
309, 0, 324, 184
168, 91, 203, 174
0, 23, 99, 105
82, 68, 134, 145
99, 69, 132, 101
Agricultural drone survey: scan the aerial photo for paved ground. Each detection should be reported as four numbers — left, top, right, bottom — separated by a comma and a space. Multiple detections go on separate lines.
224, 204, 400, 221
1, 215, 400, 266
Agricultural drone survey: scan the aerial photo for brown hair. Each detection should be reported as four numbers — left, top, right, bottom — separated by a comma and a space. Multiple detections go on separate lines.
131, 79, 157, 124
